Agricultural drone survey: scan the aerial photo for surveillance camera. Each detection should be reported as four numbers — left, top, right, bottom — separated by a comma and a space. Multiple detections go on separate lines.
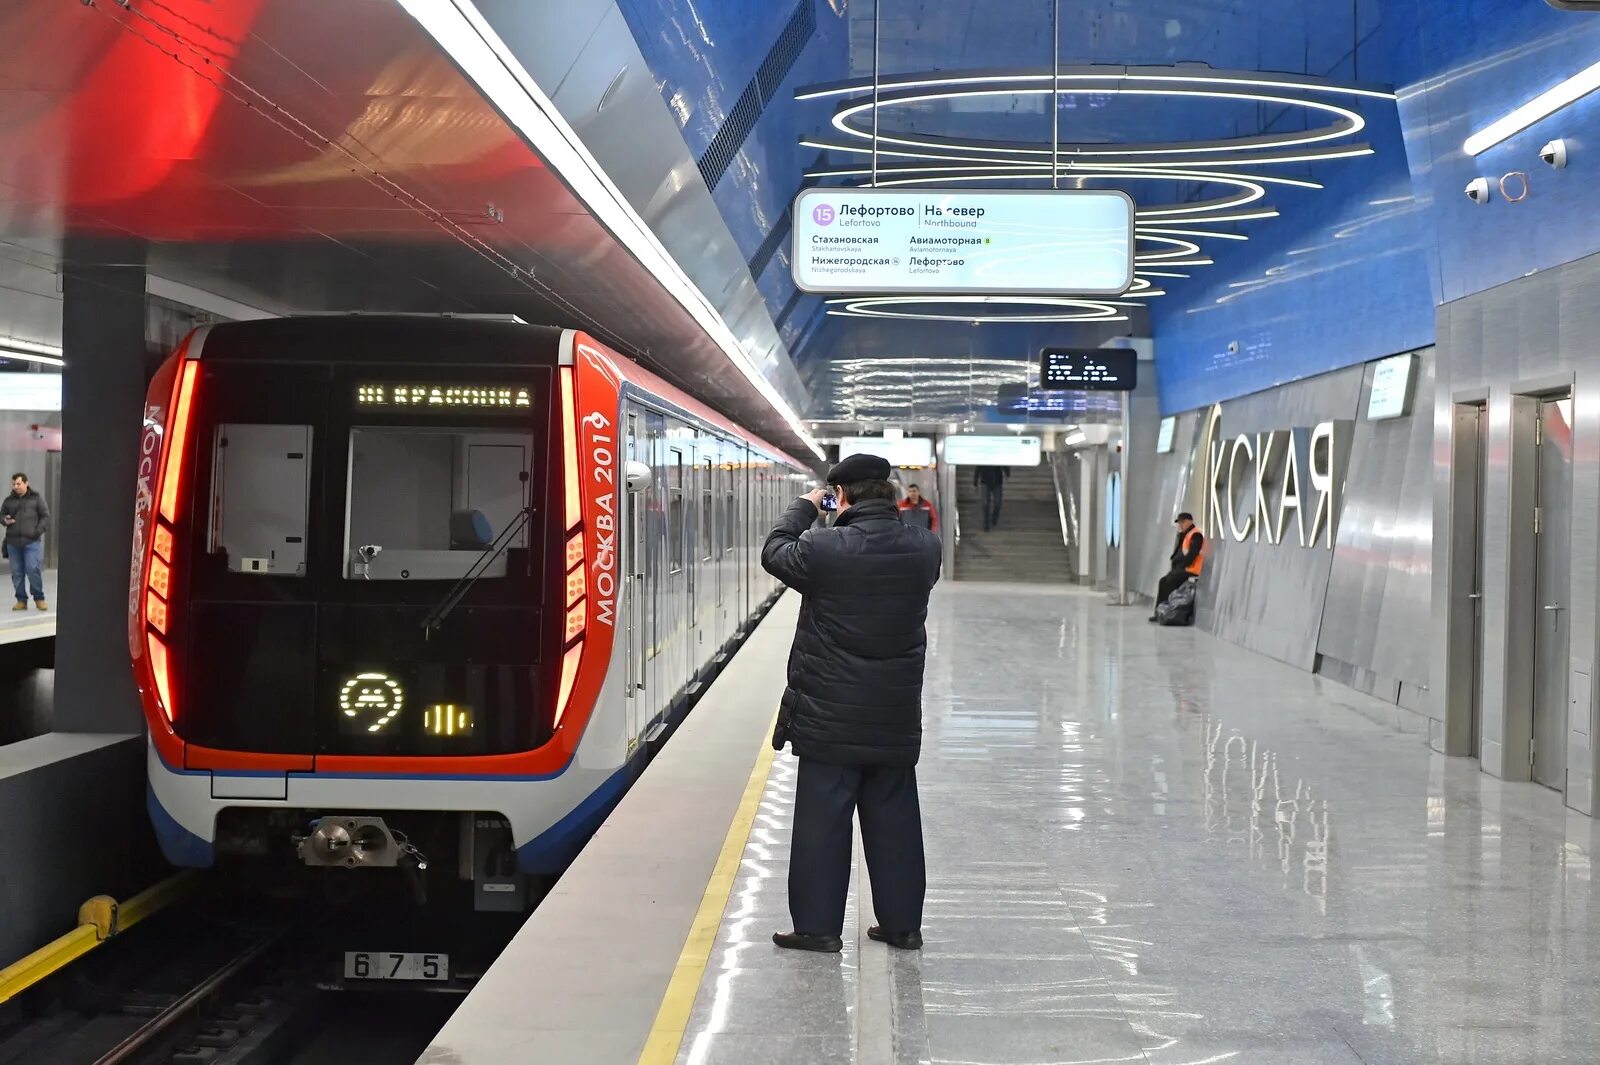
1540, 139, 1568, 169
1464, 177, 1492, 204
1226, 340, 1240, 354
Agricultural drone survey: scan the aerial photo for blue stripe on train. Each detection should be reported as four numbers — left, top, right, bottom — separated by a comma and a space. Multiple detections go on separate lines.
147, 785, 216, 868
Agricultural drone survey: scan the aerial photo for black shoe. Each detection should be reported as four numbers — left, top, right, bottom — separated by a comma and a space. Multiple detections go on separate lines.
867, 926, 923, 950
1148, 615, 1159, 623
773, 931, 843, 953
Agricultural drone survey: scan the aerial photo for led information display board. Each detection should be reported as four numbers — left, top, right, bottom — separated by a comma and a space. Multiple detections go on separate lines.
356, 383, 532, 411
0, 373, 61, 412
1366, 353, 1417, 421
791, 188, 1135, 296
838, 436, 935, 468
1040, 349, 1138, 391
943, 435, 1042, 467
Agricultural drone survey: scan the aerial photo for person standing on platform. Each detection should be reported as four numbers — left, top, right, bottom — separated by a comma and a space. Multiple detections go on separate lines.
973, 465, 1009, 531
762, 453, 942, 953
1149, 511, 1204, 622
3, 473, 48, 612
896, 483, 939, 534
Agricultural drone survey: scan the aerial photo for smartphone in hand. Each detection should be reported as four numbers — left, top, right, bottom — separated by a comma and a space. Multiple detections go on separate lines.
820, 493, 838, 512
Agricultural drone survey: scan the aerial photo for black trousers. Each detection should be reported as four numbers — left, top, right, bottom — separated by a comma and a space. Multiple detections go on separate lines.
981, 484, 1003, 530
1156, 567, 1189, 606
790, 758, 926, 938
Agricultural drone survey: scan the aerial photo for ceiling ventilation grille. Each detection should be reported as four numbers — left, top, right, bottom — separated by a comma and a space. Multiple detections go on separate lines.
696, 0, 816, 191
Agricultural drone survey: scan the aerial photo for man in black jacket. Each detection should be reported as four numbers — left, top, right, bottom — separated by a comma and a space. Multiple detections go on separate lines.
2, 473, 49, 611
762, 453, 942, 953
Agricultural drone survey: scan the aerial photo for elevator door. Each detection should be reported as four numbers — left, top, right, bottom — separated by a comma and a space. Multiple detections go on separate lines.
1532, 396, 1573, 789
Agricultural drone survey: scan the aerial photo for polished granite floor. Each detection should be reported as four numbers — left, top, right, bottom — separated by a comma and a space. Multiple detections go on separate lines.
674, 583, 1600, 1065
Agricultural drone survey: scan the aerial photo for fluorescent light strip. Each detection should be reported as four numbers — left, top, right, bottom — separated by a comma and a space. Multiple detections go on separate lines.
796, 69, 1396, 102
863, 169, 1272, 217
1465, 58, 1600, 156
0, 343, 64, 367
1138, 270, 1191, 279
396, 0, 822, 459
1138, 227, 1251, 241
831, 87, 1366, 157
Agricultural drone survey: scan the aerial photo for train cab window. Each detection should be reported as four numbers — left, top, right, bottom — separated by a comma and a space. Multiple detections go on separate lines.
344, 427, 532, 580
208, 424, 314, 577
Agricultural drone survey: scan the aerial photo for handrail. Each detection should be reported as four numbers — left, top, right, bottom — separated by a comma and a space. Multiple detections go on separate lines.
1049, 451, 1071, 548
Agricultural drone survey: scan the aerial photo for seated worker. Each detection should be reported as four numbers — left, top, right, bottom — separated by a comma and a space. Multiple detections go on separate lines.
1150, 511, 1204, 622
896, 483, 939, 533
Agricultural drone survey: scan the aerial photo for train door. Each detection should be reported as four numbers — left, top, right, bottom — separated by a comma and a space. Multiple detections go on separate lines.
624, 411, 648, 741
702, 452, 718, 652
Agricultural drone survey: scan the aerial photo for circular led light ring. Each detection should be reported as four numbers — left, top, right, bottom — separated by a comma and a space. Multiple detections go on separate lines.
831, 86, 1366, 159
1134, 235, 1203, 260
796, 67, 1397, 103
864, 168, 1270, 218
826, 296, 1131, 324
800, 136, 1375, 171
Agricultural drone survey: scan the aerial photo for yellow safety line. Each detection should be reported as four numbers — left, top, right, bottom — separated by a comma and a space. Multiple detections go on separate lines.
637, 721, 778, 1065
0, 870, 199, 1005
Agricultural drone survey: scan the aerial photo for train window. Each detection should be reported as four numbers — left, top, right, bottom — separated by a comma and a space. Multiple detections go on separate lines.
209, 424, 313, 577
723, 491, 736, 553
701, 459, 714, 563
344, 427, 532, 580
668, 448, 684, 574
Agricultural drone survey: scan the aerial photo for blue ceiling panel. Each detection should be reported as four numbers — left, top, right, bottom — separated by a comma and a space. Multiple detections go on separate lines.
1398, 0, 1600, 303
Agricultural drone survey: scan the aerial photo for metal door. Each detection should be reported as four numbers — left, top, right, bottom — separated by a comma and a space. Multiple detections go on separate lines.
1532, 396, 1573, 789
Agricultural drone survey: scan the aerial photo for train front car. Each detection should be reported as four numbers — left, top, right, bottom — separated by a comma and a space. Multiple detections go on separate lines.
131, 318, 634, 886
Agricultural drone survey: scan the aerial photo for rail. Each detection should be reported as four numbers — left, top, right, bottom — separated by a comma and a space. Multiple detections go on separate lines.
1049, 451, 1071, 549
0, 871, 200, 1004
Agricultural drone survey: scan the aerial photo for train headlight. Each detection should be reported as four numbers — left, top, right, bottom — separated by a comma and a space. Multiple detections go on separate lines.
339, 671, 404, 735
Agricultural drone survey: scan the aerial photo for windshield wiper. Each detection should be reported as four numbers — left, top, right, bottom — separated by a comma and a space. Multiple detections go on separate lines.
420, 506, 533, 639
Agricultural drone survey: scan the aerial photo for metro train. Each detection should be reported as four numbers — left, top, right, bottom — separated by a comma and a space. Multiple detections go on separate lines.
129, 316, 810, 894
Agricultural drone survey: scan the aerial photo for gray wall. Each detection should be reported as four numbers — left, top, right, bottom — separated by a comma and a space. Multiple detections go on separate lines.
1190, 366, 1364, 670
1317, 352, 1435, 710
1431, 249, 1600, 813
1130, 349, 1436, 699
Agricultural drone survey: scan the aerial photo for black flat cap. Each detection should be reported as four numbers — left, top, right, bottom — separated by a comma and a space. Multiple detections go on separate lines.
826, 453, 891, 484
1175, 511, 1194, 523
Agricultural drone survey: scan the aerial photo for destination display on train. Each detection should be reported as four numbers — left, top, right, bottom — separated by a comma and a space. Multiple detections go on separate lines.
1039, 349, 1139, 392
791, 188, 1135, 296
355, 383, 532, 411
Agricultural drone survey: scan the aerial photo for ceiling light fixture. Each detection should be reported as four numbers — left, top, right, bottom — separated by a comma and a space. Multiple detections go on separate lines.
1464, 58, 1600, 156
796, 66, 1395, 103
0, 342, 64, 368
826, 295, 1131, 324
395, 0, 823, 459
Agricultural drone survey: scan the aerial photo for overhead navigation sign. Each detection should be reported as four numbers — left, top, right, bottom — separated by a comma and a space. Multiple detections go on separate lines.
1040, 348, 1138, 391
791, 188, 1135, 296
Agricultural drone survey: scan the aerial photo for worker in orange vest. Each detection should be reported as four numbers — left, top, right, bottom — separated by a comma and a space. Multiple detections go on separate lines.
1149, 511, 1204, 622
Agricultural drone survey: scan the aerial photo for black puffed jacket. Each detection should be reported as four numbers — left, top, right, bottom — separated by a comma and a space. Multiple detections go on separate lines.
761, 497, 942, 766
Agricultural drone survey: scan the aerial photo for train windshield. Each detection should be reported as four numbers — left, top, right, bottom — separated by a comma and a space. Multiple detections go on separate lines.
344, 427, 532, 581
178, 361, 557, 758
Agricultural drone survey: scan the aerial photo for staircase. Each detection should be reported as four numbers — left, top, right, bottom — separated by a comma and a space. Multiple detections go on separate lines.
954, 462, 1076, 582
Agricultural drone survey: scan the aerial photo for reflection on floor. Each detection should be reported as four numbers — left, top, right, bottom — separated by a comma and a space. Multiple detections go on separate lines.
0, 567, 57, 646
675, 582, 1600, 1065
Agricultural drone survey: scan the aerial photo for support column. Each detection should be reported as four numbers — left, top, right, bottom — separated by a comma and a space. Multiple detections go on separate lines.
56, 239, 147, 733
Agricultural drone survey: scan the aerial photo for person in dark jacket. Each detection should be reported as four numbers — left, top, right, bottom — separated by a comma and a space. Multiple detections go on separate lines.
762, 453, 942, 954
973, 465, 1009, 531
1149, 511, 1204, 622
895, 483, 939, 533
2, 473, 48, 611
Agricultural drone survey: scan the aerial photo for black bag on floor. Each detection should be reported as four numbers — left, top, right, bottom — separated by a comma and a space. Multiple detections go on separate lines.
1156, 578, 1197, 627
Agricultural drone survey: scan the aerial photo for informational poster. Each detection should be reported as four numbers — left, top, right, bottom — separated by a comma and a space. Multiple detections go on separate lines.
943, 435, 1042, 467
1367, 353, 1416, 420
792, 188, 1135, 295
1157, 416, 1176, 454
